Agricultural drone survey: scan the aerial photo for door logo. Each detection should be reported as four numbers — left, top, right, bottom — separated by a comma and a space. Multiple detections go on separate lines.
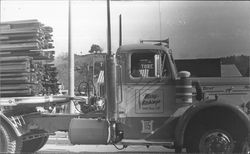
136, 89, 164, 113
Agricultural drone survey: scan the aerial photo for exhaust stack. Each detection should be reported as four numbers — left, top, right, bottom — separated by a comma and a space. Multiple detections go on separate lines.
105, 0, 117, 121
119, 14, 122, 47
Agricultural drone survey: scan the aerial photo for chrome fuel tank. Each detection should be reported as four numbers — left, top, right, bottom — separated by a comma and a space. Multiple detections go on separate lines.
69, 118, 109, 144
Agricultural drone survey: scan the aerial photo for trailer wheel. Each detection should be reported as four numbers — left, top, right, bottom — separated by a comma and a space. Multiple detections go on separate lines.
0, 123, 22, 153
21, 135, 49, 153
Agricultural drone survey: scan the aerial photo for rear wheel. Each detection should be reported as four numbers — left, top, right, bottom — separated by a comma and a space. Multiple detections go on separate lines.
0, 125, 9, 152
0, 123, 22, 153
21, 131, 49, 153
37, 135, 49, 150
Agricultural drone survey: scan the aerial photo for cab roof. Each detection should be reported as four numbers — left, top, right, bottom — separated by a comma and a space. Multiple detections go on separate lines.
117, 44, 167, 54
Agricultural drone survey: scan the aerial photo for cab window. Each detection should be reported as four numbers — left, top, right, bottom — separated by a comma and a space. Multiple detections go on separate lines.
130, 51, 169, 78
131, 52, 154, 78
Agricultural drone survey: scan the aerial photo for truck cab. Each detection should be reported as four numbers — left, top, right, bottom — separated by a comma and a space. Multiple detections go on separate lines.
116, 44, 183, 139
115, 43, 250, 153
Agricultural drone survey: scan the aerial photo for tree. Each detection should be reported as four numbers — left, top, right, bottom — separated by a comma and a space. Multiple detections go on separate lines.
89, 44, 103, 54
41, 64, 59, 95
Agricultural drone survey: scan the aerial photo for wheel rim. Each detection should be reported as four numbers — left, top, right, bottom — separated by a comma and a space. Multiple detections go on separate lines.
199, 129, 234, 153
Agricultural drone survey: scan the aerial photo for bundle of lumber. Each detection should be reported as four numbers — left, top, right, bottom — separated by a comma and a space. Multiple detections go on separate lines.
0, 19, 54, 60
0, 19, 59, 97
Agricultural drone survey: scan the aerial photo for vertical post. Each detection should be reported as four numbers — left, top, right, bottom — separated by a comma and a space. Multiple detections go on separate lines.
0, 0, 2, 23
92, 56, 95, 95
0, 0, 1, 98
158, 1, 162, 41
107, 0, 111, 55
119, 14, 122, 47
68, 0, 74, 113
105, 0, 117, 121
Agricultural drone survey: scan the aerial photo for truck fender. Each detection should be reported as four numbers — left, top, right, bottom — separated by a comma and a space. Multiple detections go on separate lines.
174, 100, 250, 148
0, 113, 21, 137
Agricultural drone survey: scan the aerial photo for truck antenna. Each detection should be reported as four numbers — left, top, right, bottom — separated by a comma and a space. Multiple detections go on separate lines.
158, 1, 162, 42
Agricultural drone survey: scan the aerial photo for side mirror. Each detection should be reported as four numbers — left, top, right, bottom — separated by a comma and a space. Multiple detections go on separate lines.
192, 81, 203, 101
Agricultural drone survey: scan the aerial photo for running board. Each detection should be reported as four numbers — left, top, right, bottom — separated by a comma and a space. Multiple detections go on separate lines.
120, 139, 174, 147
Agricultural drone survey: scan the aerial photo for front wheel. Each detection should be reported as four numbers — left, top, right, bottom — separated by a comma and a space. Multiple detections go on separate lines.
241, 139, 250, 154
186, 128, 249, 153
198, 129, 235, 153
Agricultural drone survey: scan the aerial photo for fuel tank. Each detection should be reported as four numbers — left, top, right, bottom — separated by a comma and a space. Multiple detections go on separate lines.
69, 118, 109, 144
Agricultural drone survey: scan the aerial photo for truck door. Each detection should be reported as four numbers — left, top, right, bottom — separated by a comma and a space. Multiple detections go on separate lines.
118, 49, 177, 139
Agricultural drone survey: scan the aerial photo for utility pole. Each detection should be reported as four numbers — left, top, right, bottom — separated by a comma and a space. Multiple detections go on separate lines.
68, 0, 74, 113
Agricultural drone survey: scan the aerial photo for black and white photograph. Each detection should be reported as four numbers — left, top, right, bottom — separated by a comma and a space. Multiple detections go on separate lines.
0, 0, 250, 153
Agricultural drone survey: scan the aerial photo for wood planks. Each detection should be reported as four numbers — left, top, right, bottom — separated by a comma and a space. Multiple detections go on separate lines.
0, 19, 54, 60
0, 19, 58, 97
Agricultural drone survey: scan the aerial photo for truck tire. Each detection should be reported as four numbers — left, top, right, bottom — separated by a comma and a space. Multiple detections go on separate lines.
186, 128, 245, 153
242, 139, 250, 154
0, 123, 22, 153
37, 135, 49, 150
21, 134, 49, 153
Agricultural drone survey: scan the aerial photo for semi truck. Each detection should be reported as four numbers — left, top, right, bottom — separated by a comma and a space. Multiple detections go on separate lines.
1, 1, 250, 153
1, 42, 250, 153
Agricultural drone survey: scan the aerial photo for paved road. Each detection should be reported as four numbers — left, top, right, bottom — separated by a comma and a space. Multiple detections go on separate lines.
36, 132, 175, 153
38, 144, 173, 153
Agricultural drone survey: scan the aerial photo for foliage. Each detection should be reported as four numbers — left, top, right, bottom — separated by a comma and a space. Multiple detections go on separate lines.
41, 64, 60, 95
89, 44, 103, 54
55, 54, 69, 90
55, 53, 104, 92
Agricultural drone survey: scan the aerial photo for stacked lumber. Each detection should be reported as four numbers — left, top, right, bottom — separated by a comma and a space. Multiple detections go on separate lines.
0, 19, 54, 60
0, 19, 59, 97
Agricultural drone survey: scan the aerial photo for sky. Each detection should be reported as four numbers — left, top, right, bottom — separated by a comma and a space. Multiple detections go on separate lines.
1, 1, 250, 59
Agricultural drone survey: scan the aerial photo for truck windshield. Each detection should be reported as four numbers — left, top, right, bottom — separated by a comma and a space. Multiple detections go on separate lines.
130, 51, 169, 78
